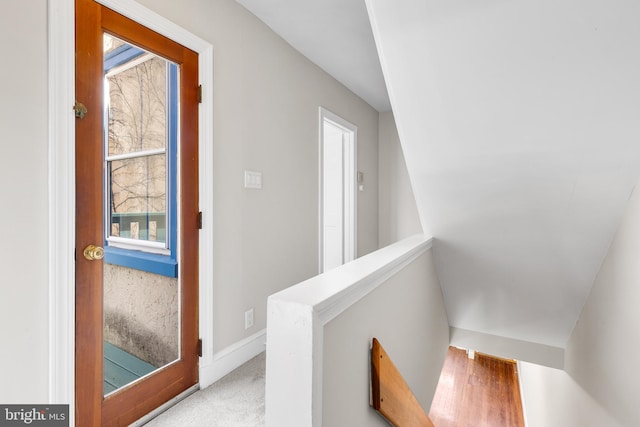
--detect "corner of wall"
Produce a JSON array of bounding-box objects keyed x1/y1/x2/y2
[
  {"x1": 561, "y1": 180, "x2": 640, "y2": 425},
  {"x1": 200, "y1": 329, "x2": 266, "y2": 389},
  {"x1": 377, "y1": 111, "x2": 422, "y2": 248}
]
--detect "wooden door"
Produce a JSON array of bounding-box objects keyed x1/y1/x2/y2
[{"x1": 75, "y1": 1, "x2": 199, "y2": 425}]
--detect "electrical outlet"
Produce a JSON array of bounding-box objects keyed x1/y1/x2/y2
[{"x1": 244, "y1": 308, "x2": 254, "y2": 330}]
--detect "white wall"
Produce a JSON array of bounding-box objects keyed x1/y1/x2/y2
[
  {"x1": 265, "y1": 235, "x2": 449, "y2": 426},
  {"x1": 519, "y1": 184, "x2": 640, "y2": 426},
  {"x1": 136, "y1": 0, "x2": 380, "y2": 353},
  {"x1": 450, "y1": 327, "x2": 564, "y2": 369},
  {"x1": 322, "y1": 247, "x2": 449, "y2": 426},
  {"x1": 519, "y1": 362, "x2": 620, "y2": 427},
  {"x1": 563, "y1": 184, "x2": 640, "y2": 425},
  {"x1": 368, "y1": 0, "x2": 640, "y2": 350},
  {"x1": 378, "y1": 111, "x2": 422, "y2": 246},
  {"x1": 0, "y1": 0, "x2": 49, "y2": 403}
]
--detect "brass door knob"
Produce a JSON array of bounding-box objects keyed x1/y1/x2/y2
[{"x1": 83, "y1": 245, "x2": 104, "y2": 261}]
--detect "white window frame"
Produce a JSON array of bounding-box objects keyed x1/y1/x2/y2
[{"x1": 104, "y1": 50, "x2": 173, "y2": 258}]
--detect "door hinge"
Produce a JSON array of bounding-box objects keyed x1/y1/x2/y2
[
  {"x1": 197, "y1": 85, "x2": 203, "y2": 103},
  {"x1": 197, "y1": 211, "x2": 203, "y2": 229},
  {"x1": 197, "y1": 338, "x2": 203, "y2": 357}
]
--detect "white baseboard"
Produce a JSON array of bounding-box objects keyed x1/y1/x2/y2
[{"x1": 199, "y1": 329, "x2": 266, "y2": 389}]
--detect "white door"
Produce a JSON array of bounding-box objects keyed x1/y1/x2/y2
[{"x1": 320, "y1": 108, "x2": 356, "y2": 272}]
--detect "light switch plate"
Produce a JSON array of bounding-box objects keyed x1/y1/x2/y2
[{"x1": 244, "y1": 170, "x2": 262, "y2": 189}]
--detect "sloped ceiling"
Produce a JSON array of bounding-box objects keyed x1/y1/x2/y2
[
  {"x1": 235, "y1": 0, "x2": 640, "y2": 349},
  {"x1": 234, "y1": 0, "x2": 391, "y2": 112},
  {"x1": 366, "y1": 0, "x2": 640, "y2": 348}
]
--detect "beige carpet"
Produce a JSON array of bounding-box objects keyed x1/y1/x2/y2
[{"x1": 145, "y1": 352, "x2": 265, "y2": 426}]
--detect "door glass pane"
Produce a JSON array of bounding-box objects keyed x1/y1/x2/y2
[
  {"x1": 103, "y1": 266, "x2": 179, "y2": 395},
  {"x1": 102, "y1": 34, "x2": 180, "y2": 395},
  {"x1": 106, "y1": 53, "x2": 167, "y2": 155},
  {"x1": 105, "y1": 35, "x2": 170, "y2": 247},
  {"x1": 108, "y1": 155, "x2": 167, "y2": 243}
]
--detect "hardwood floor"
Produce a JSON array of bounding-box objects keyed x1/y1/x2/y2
[{"x1": 429, "y1": 347, "x2": 525, "y2": 427}]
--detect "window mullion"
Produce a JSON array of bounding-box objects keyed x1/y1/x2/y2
[{"x1": 106, "y1": 147, "x2": 166, "y2": 162}]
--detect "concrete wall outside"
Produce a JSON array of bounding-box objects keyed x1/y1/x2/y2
[{"x1": 104, "y1": 264, "x2": 179, "y2": 367}]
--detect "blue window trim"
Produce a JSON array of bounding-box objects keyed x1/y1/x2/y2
[
  {"x1": 103, "y1": 44, "x2": 179, "y2": 278},
  {"x1": 104, "y1": 246, "x2": 178, "y2": 277},
  {"x1": 104, "y1": 43, "x2": 143, "y2": 72}
]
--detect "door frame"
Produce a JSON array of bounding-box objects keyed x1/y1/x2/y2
[
  {"x1": 48, "y1": 0, "x2": 214, "y2": 423},
  {"x1": 318, "y1": 107, "x2": 357, "y2": 273}
]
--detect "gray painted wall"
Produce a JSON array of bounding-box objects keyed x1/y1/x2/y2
[
  {"x1": 0, "y1": 0, "x2": 380, "y2": 402},
  {"x1": 135, "y1": 0, "x2": 380, "y2": 353},
  {"x1": 322, "y1": 248, "x2": 449, "y2": 425},
  {"x1": 0, "y1": 0, "x2": 49, "y2": 403},
  {"x1": 378, "y1": 111, "x2": 422, "y2": 247}
]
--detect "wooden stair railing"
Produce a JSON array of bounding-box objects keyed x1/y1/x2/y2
[{"x1": 371, "y1": 338, "x2": 436, "y2": 427}]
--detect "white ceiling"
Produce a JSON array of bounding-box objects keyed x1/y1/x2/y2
[
  {"x1": 235, "y1": 0, "x2": 640, "y2": 349},
  {"x1": 234, "y1": 0, "x2": 391, "y2": 112},
  {"x1": 367, "y1": 0, "x2": 640, "y2": 348}
]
